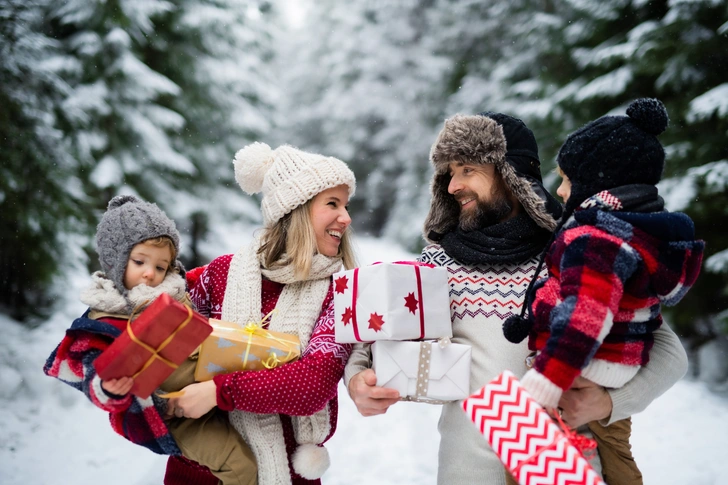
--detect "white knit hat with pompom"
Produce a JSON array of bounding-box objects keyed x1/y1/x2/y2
[{"x1": 233, "y1": 142, "x2": 356, "y2": 227}]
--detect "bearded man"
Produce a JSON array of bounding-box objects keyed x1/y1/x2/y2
[{"x1": 345, "y1": 112, "x2": 688, "y2": 484}]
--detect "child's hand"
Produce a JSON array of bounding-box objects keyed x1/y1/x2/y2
[{"x1": 101, "y1": 377, "x2": 134, "y2": 396}]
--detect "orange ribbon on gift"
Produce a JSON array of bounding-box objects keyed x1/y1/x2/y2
[{"x1": 126, "y1": 300, "x2": 194, "y2": 380}]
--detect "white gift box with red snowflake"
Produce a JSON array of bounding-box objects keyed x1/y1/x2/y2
[
  {"x1": 333, "y1": 262, "x2": 452, "y2": 343},
  {"x1": 462, "y1": 371, "x2": 605, "y2": 485}
]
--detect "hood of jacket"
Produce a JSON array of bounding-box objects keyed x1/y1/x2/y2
[{"x1": 571, "y1": 187, "x2": 704, "y2": 306}]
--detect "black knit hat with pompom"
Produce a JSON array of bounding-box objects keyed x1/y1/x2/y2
[{"x1": 557, "y1": 98, "x2": 669, "y2": 214}]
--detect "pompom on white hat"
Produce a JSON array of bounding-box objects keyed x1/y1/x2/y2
[{"x1": 233, "y1": 142, "x2": 356, "y2": 227}]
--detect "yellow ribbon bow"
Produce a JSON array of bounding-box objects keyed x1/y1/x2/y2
[{"x1": 238, "y1": 309, "x2": 298, "y2": 370}]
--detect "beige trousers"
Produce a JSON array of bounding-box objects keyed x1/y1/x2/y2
[{"x1": 161, "y1": 358, "x2": 258, "y2": 485}]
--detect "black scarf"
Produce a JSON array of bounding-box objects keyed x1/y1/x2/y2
[
  {"x1": 604, "y1": 184, "x2": 664, "y2": 212},
  {"x1": 438, "y1": 212, "x2": 551, "y2": 266}
]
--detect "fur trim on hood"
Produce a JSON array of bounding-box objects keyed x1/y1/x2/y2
[{"x1": 423, "y1": 114, "x2": 560, "y2": 243}]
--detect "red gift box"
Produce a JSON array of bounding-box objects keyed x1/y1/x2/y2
[
  {"x1": 94, "y1": 293, "x2": 212, "y2": 399},
  {"x1": 462, "y1": 371, "x2": 605, "y2": 485}
]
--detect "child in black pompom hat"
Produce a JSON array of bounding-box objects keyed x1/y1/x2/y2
[{"x1": 503, "y1": 99, "x2": 704, "y2": 484}]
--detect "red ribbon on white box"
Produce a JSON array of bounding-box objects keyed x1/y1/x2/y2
[{"x1": 350, "y1": 261, "x2": 432, "y2": 342}]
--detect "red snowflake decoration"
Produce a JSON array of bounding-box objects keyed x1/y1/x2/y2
[
  {"x1": 341, "y1": 307, "x2": 353, "y2": 326},
  {"x1": 404, "y1": 292, "x2": 418, "y2": 314},
  {"x1": 368, "y1": 312, "x2": 385, "y2": 332},
  {"x1": 334, "y1": 275, "x2": 349, "y2": 294}
]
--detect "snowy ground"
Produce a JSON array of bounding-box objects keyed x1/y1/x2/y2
[{"x1": 1, "y1": 235, "x2": 727, "y2": 485}]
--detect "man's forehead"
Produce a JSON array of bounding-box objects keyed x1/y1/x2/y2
[{"x1": 447, "y1": 161, "x2": 493, "y2": 171}]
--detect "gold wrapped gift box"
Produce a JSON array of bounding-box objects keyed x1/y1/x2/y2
[{"x1": 194, "y1": 318, "x2": 301, "y2": 381}]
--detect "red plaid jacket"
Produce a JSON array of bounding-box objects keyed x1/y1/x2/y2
[
  {"x1": 526, "y1": 190, "x2": 703, "y2": 399},
  {"x1": 43, "y1": 312, "x2": 182, "y2": 455}
]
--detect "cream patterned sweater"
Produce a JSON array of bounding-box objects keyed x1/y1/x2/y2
[{"x1": 345, "y1": 244, "x2": 687, "y2": 485}]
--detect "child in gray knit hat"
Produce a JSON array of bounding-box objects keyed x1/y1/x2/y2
[{"x1": 44, "y1": 195, "x2": 257, "y2": 485}]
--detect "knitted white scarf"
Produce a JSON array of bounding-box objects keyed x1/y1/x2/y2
[{"x1": 222, "y1": 238, "x2": 342, "y2": 485}]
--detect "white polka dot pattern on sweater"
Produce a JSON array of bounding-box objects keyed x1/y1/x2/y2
[{"x1": 190, "y1": 254, "x2": 353, "y2": 416}]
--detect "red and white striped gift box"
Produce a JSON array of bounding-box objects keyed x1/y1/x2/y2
[{"x1": 462, "y1": 370, "x2": 605, "y2": 485}]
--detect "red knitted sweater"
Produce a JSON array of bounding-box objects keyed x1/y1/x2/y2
[{"x1": 165, "y1": 254, "x2": 352, "y2": 484}]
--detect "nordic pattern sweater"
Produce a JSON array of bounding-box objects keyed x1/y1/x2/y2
[
  {"x1": 419, "y1": 244, "x2": 537, "y2": 485},
  {"x1": 522, "y1": 193, "x2": 704, "y2": 409}
]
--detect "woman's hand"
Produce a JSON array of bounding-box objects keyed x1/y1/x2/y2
[
  {"x1": 101, "y1": 377, "x2": 134, "y2": 396},
  {"x1": 557, "y1": 376, "x2": 612, "y2": 428},
  {"x1": 170, "y1": 380, "x2": 218, "y2": 419}
]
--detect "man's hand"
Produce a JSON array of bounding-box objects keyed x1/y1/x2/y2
[
  {"x1": 558, "y1": 376, "x2": 613, "y2": 428},
  {"x1": 348, "y1": 369, "x2": 400, "y2": 417},
  {"x1": 101, "y1": 377, "x2": 134, "y2": 396}
]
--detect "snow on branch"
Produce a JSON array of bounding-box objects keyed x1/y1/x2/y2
[{"x1": 687, "y1": 84, "x2": 728, "y2": 122}]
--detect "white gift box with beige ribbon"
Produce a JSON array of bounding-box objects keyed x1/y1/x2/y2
[
  {"x1": 372, "y1": 339, "x2": 472, "y2": 403},
  {"x1": 333, "y1": 261, "x2": 452, "y2": 343}
]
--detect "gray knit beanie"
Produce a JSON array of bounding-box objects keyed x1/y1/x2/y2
[{"x1": 96, "y1": 195, "x2": 181, "y2": 295}]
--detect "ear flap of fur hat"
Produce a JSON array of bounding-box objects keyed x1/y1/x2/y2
[{"x1": 423, "y1": 171, "x2": 462, "y2": 243}]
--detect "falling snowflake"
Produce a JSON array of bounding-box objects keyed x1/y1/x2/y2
[
  {"x1": 368, "y1": 312, "x2": 385, "y2": 332},
  {"x1": 335, "y1": 275, "x2": 349, "y2": 294},
  {"x1": 404, "y1": 292, "x2": 419, "y2": 314}
]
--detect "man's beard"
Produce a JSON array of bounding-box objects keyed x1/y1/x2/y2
[{"x1": 458, "y1": 189, "x2": 512, "y2": 231}]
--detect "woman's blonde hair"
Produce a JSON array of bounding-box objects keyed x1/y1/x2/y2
[{"x1": 258, "y1": 199, "x2": 356, "y2": 279}]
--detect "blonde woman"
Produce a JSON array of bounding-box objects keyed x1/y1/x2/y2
[{"x1": 165, "y1": 143, "x2": 357, "y2": 485}]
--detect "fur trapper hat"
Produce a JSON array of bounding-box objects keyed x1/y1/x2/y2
[
  {"x1": 233, "y1": 142, "x2": 356, "y2": 227},
  {"x1": 557, "y1": 98, "x2": 668, "y2": 215},
  {"x1": 423, "y1": 113, "x2": 562, "y2": 242},
  {"x1": 96, "y1": 195, "x2": 181, "y2": 295}
]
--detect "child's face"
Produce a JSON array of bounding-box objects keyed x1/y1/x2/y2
[
  {"x1": 556, "y1": 167, "x2": 572, "y2": 203},
  {"x1": 123, "y1": 242, "x2": 173, "y2": 290}
]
